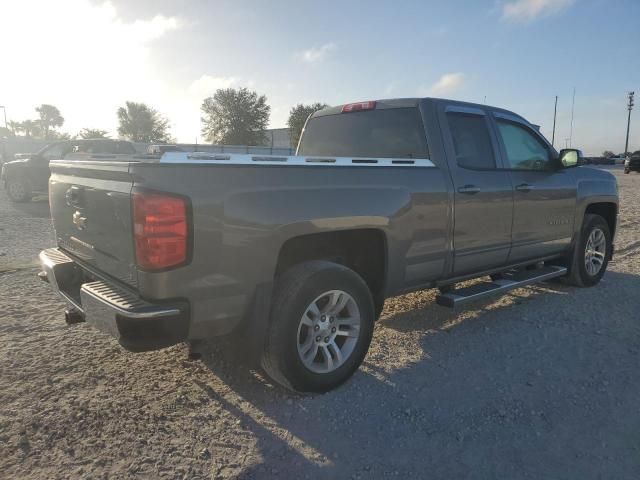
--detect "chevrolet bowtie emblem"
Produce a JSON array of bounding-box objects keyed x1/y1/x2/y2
[{"x1": 72, "y1": 210, "x2": 87, "y2": 230}]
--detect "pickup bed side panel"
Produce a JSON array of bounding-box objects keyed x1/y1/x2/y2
[{"x1": 131, "y1": 163, "x2": 449, "y2": 339}]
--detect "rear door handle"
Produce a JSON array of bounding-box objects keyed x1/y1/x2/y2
[
  {"x1": 515, "y1": 183, "x2": 534, "y2": 192},
  {"x1": 457, "y1": 185, "x2": 481, "y2": 194}
]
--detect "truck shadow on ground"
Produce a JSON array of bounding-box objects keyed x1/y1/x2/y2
[
  {"x1": 6, "y1": 195, "x2": 50, "y2": 218},
  {"x1": 195, "y1": 270, "x2": 640, "y2": 479}
]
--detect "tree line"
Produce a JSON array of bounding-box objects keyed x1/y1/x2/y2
[{"x1": 0, "y1": 89, "x2": 328, "y2": 148}]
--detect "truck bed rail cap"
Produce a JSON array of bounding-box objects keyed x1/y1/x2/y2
[{"x1": 159, "y1": 152, "x2": 435, "y2": 168}]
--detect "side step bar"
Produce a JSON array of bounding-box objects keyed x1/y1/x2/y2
[{"x1": 436, "y1": 265, "x2": 567, "y2": 308}]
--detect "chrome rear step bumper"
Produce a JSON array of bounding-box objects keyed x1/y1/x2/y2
[
  {"x1": 39, "y1": 248, "x2": 188, "y2": 351},
  {"x1": 436, "y1": 265, "x2": 567, "y2": 308}
]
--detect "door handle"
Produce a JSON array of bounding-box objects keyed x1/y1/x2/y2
[
  {"x1": 457, "y1": 185, "x2": 481, "y2": 194},
  {"x1": 515, "y1": 183, "x2": 534, "y2": 192}
]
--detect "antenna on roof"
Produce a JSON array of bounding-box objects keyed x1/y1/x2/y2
[{"x1": 552, "y1": 95, "x2": 558, "y2": 147}]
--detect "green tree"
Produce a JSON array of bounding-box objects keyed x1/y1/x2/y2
[
  {"x1": 47, "y1": 130, "x2": 71, "y2": 140},
  {"x1": 200, "y1": 88, "x2": 270, "y2": 145},
  {"x1": 287, "y1": 102, "x2": 328, "y2": 148},
  {"x1": 117, "y1": 101, "x2": 171, "y2": 143},
  {"x1": 7, "y1": 120, "x2": 21, "y2": 135},
  {"x1": 15, "y1": 120, "x2": 42, "y2": 138},
  {"x1": 602, "y1": 150, "x2": 615, "y2": 158},
  {"x1": 36, "y1": 104, "x2": 64, "y2": 139},
  {"x1": 0, "y1": 126, "x2": 14, "y2": 139},
  {"x1": 79, "y1": 128, "x2": 110, "y2": 139}
]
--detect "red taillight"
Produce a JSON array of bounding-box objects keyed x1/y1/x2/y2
[
  {"x1": 132, "y1": 192, "x2": 188, "y2": 270},
  {"x1": 341, "y1": 101, "x2": 376, "y2": 113}
]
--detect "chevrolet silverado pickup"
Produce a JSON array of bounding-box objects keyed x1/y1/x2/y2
[{"x1": 39, "y1": 98, "x2": 618, "y2": 393}]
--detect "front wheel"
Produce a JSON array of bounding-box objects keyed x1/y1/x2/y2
[
  {"x1": 261, "y1": 261, "x2": 375, "y2": 393},
  {"x1": 564, "y1": 214, "x2": 612, "y2": 287},
  {"x1": 5, "y1": 178, "x2": 32, "y2": 202}
]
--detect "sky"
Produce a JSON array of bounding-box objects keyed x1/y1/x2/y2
[{"x1": 1, "y1": 0, "x2": 639, "y2": 154}]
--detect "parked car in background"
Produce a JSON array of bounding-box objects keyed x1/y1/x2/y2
[
  {"x1": 624, "y1": 151, "x2": 640, "y2": 174},
  {"x1": 587, "y1": 156, "x2": 615, "y2": 165},
  {"x1": 39, "y1": 97, "x2": 618, "y2": 393},
  {"x1": 1, "y1": 139, "x2": 136, "y2": 202},
  {"x1": 146, "y1": 144, "x2": 183, "y2": 155}
]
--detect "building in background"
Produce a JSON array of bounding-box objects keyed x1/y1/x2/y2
[{"x1": 265, "y1": 128, "x2": 292, "y2": 149}]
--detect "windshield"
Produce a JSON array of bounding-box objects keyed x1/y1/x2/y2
[
  {"x1": 37, "y1": 142, "x2": 65, "y2": 155},
  {"x1": 297, "y1": 107, "x2": 429, "y2": 159},
  {"x1": 37, "y1": 142, "x2": 70, "y2": 160}
]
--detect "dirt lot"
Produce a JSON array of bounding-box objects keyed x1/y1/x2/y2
[{"x1": 1, "y1": 167, "x2": 639, "y2": 479}]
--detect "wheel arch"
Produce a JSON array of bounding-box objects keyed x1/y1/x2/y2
[
  {"x1": 274, "y1": 228, "x2": 389, "y2": 310},
  {"x1": 584, "y1": 202, "x2": 617, "y2": 239}
]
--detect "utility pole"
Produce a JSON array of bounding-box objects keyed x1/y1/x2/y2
[
  {"x1": 0, "y1": 106, "x2": 7, "y2": 129},
  {"x1": 624, "y1": 91, "x2": 635, "y2": 158},
  {"x1": 551, "y1": 95, "x2": 558, "y2": 147}
]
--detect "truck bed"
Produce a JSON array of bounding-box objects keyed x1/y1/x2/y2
[{"x1": 48, "y1": 154, "x2": 450, "y2": 339}]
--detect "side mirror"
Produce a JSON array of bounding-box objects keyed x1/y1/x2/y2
[{"x1": 559, "y1": 148, "x2": 581, "y2": 168}]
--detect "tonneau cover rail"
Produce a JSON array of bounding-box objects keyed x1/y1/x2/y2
[{"x1": 160, "y1": 152, "x2": 436, "y2": 168}]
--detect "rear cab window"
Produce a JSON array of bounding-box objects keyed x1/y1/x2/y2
[{"x1": 297, "y1": 107, "x2": 429, "y2": 159}]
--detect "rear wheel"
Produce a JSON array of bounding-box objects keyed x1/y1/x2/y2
[
  {"x1": 564, "y1": 214, "x2": 611, "y2": 287},
  {"x1": 261, "y1": 261, "x2": 375, "y2": 393},
  {"x1": 5, "y1": 177, "x2": 32, "y2": 202}
]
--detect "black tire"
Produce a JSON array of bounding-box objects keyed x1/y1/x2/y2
[
  {"x1": 261, "y1": 260, "x2": 375, "y2": 393},
  {"x1": 564, "y1": 214, "x2": 611, "y2": 287},
  {"x1": 624, "y1": 168, "x2": 630, "y2": 174},
  {"x1": 5, "y1": 177, "x2": 32, "y2": 202}
]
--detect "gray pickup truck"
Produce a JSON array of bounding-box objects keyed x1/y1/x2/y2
[{"x1": 39, "y1": 98, "x2": 618, "y2": 393}]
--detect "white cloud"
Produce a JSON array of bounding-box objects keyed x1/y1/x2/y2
[
  {"x1": 0, "y1": 0, "x2": 181, "y2": 137},
  {"x1": 502, "y1": 0, "x2": 574, "y2": 23},
  {"x1": 427, "y1": 73, "x2": 465, "y2": 95},
  {"x1": 296, "y1": 43, "x2": 337, "y2": 64}
]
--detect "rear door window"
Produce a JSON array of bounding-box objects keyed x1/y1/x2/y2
[
  {"x1": 297, "y1": 108, "x2": 429, "y2": 159},
  {"x1": 446, "y1": 113, "x2": 496, "y2": 170}
]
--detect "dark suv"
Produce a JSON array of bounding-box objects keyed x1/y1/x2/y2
[
  {"x1": 624, "y1": 151, "x2": 640, "y2": 174},
  {"x1": 1, "y1": 139, "x2": 136, "y2": 202}
]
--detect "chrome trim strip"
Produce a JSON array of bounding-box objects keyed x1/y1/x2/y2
[{"x1": 161, "y1": 152, "x2": 436, "y2": 168}]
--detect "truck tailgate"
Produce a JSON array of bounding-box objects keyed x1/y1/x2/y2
[{"x1": 49, "y1": 160, "x2": 137, "y2": 287}]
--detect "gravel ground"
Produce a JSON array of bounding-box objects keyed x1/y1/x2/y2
[{"x1": 1, "y1": 167, "x2": 639, "y2": 479}]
